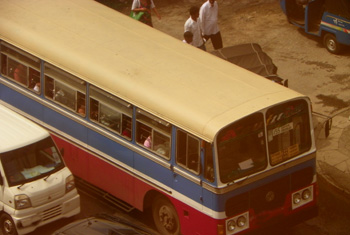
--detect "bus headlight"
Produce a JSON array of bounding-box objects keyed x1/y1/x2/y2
[
  {"x1": 302, "y1": 188, "x2": 311, "y2": 200},
  {"x1": 227, "y1": 220, "x2": 236, "y2": 231},
  {"x1": 293, "y1": 193, "x2": 301, "y2": 204},
  {"x1": 65, "y1": 175, "x2": 76, "y2": 193},
  {"x1": 15, "y1": 194, "x2": 32, "y2": 209},
  {"x1": 237, "y1": 216, "x2": 247, "y2": 227},
  {"x1": 292, "y1": 185, "x2": 314, "y2": 210},
  {"x1": 226, "y1": 212, "x2": 249, "y2": 234}
]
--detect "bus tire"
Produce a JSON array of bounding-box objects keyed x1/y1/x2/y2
[
  {"x1": 323, "y1": 33, "x2": 341, "y2": 54},
  {"x1": 152, "y1": 196, "x2": 180, "y2": 235},
  {"x1": 0, "y1": 214, "x2": 18, "y2": 235}
]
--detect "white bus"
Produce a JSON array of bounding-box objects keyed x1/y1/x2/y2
[{"x1": 0, "y1": 104, "x2": 80, "y2": 235}]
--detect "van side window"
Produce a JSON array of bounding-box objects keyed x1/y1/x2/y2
[
  {"x1": 44, "y1": 64, "x2": 86, "y2": 115},
  {"x1": 176, "y1": 130, "x2": 200, "y2": 174},
  {"x1": 136, "y1": 109, "x2": 171, "y2": 159},
  {"x1": 89, "y1": 86, "x2": 132, "y2": 139},
  {"x1": 0, "y1": 42, "x2": 41, "y2": 93}
]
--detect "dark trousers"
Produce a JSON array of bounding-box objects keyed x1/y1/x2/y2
[{"x1": 204, "y1": 31, "x2": 223, "y2": 50}]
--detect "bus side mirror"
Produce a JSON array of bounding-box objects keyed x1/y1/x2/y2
[{"x1": 325, "y1": 118, "x2": 332, "y2": 138}]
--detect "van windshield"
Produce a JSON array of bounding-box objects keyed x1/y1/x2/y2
[{"x1": 0, "y1": 137, "x2": 65, "y2": 187}]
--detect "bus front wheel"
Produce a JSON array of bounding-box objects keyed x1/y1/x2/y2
[
  {"x1": 0, "y1": 214, "x2": 17, "y2": 235},
  {"x1": 152, "y1": 196, "x2": 180, "y2": 235},
  {"x1": 323, "y1": 33, "x2": 341, "y2": 54}
]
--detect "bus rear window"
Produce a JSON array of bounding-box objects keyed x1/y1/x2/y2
[
  {"x1": 217, "y1": 113, "x2": 267, "y2": 183},
  {"x1": 266, "y1": 99, "x2": 311, "y2": 166}
]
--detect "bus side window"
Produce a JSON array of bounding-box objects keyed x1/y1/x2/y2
[
  {"x1": 136, "y1": 109, "x2": 171, "y2": 159},
  {"x1": 77, "y1": 92, "x2": 86, "y2": 116},
  {"x1": 204, "y1": 141, "x2": 214, "y2": 182},
  {"x1": 89, "y1": 98, "x2": 99, "y2": 121},
  {"x1": 44, "y1": 64, "x2": 86, "y2": 114},
  {"x1": 1, "y1": 54, "x2": 7, "y2": 75},
  {"x1": 10, "y1": 60, "x2": 27, "y2": 86},
  {"x1": 29, "y1": 68, "x2": 41, "y2": 93},
  {"x1": 44, "y1": 76, "x2": 54, "y2": 99},
  {"x1": 1, "y1": 43, "x2": 41, "y2": 91},
  {"x1": 89, "y1": 86, "x2": 133, "y2": 140},
  {"x1": 176, "y1": 130, "x2": 200, "y2": 174}
]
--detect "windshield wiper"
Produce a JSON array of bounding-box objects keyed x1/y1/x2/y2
[
  {"x1": 227, "y1": 175, "x2": 250, "y2": 186},
  {"x1": 44, "y1": 174, "x2": 51, "y2": 181}
]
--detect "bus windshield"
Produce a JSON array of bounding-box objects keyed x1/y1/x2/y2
[
  {"x1": 217, "y1": 113, "x2": 267, "y2": 183},
  {"x1": 1, "y1": 136, "x2": 65, "y2": 187},
  {"x1": 266, "y1": 100, "x2": 311, "y2": 166}
]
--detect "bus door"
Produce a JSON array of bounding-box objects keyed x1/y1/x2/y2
[{"x1": 173, "y1": 130, "x2": 204, "y2": 229}]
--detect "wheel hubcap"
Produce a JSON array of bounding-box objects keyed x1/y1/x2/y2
[
  {"x1": 159, "y1": 205, "x2": 175, "y2": 231},
  {"x1": 327, "y1": 39, "x2": 336, "y2": 51},
  {"x1": 4, "y1": 220, "x2": 13, "y2": 233}
]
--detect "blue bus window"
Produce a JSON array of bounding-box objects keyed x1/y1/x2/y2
[
  {"x1": 136, "y1": 109, "x2": 171, "y2": 159},
  {"x1": 44, "y1": 64, "x2": 86, "y2": 114},
  {"x1": 89, "y1": 86, "x2": 132, "y2": 139},
  {"x1": 176, "y1": 130, "x2": 200, "y2": 174}
]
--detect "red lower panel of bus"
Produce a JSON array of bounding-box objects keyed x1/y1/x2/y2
[
  {"x1": 51, "y1": 134, "x2": 318, "y2": 235},
  {"x1": 51, "y1": 134, "x2": 223, "y2": 234}
]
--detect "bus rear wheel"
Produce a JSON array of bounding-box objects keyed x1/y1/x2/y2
[
  {"x1": 323, "y1": 33, "x2": 341, "y2": 54},
  {"x1": 0, "y1": 214, "x2": 17, "y2": 235},
  {"x1": 152, "y1": 196, "x2": 180, "y2": 235}
]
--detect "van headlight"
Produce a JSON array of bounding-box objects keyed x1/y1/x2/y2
[
  {"x1": 66, "y1": 175, "x2": 76, "y2": 193},
  {"x1": 15, "y1": 194, "x2": 32, "y2": 209}
]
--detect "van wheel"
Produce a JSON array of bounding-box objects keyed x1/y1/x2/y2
[
  {"x1": 152, "y1": 196, "x2": 180, "y2": 235},
  {"x1": 1, "y1": 214, "x2": 18, "y2": 235},
  {"x1": 323, "y1": 33, "x2": 341, "y2": 54}
]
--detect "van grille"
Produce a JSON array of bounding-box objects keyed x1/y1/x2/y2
[{"x1": 42, "y1": 205, "x2": 62, "y2": 221}]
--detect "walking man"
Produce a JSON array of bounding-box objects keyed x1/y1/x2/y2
[
  {"x1": 184, "y1": 6, "x2": 206, "y2": 51},
  {"x1": 199, "y1": 0, "x2": 223, "y2": 50}
]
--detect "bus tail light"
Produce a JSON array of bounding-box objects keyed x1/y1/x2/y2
[
  {"x1": 226, "y1": 211, "x2": 249, "y2": 234},
  {"x1": 292, "y1": 185, "x2": 314, "y2": 210}
]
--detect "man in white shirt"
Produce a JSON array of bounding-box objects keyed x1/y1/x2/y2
[
  {"x1": 199, "y1": 0, "x2": 223, "y2": 50},
  {"x1": 184, "y1": 6, "x2": 206, "y2": 51}
]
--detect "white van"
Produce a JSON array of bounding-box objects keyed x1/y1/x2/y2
[{"x1": 0, "y1": 104, "x2": 80, "y2": 235}]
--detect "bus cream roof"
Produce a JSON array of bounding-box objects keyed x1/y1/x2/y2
[
  {"x1": 0, "y1": 0, "x2": 305, "y2": 142},
  {"x1": 0, "y1": 104, "x2": 49, "y2": 153}
]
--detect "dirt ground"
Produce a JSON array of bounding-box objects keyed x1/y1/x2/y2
[{"x1": 100, "y1": 0, "x2": 350, "y2": 117}]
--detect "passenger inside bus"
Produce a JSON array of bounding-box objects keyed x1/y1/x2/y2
[
  {"x1": 144, "y1": 135, "x2": 152, "y2": 148},
  {"x1": 13, "y1": 63, "x2": 27, "y2": 85}
]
